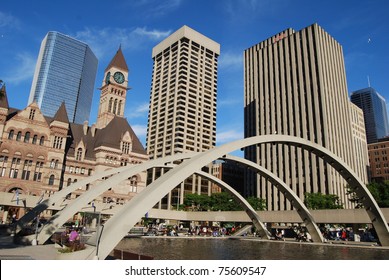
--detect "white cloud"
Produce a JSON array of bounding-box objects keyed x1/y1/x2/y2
[
  {"x1": 219, "y1": 51, "x2": 243, "y2": 70},
  {"x1": 4, "y1": 52, "x2": 36, "y2": 85},
  {"x1": 133, "y1": 27, "x2": 172, "y2": 41},
  {"x1": 0, "y1": 11, "x2": 20, "y2": 29},
  {"x1": 130, "y1": 0, "x2": 183, "y2": 17},
  {"x1": 216, "y1": 129, "x2": 243, "y2": 144},
  {"x1": 218, "y1": 98, "x2": 242, "y2": 107},
  {"x1": 127, "y1": 102, "x2": 149, "y2": 119},
  {"x1": 74, "y1": 27, "x2": 172, "y2": 59},
  {"x1": 131, "y1": 124, "x2": 148, "y2": 138}
]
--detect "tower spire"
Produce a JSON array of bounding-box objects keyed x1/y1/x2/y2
[{"x1": 96, "y1": 48, "x2": 129, "y2": 129}]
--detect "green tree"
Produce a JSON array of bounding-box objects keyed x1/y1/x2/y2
[
  {"x1": 246, "y1": 196, "x2": 267, "y2": 211},
  {"x1": 368, "y1": 181, "x2": 389, "y2": 207},
  {"x1": 346, "y1": 184, "x2": 364, "y2": 208},
  {"x1": 347, "y1": 182, "x2": 389, "y2": 208},
  {"x1": 304, "y1": 192, "x2": 343, "y2": 210},
  {"x1": 182, "y1": 192, "x2": 266, "y2": 211}
]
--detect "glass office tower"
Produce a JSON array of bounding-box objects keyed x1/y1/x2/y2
[
  {"x1": 350, "y1": 87, "x2": 389, "y2": 143},
  {"x1": 28, "y1": 31, "x2": 98, "y2": 124}
]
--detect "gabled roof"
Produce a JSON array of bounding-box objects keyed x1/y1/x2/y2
[
  {"x1": 95, "y1": 116, "x2": 146, "y2": 154},
  {"x1": 105, "y1": 46, "x2": 128, "y2": 72},
  {"x1": 0, "y1": 83, "x2": 9, "y2": 109},
  {"x1": 52, "y1": 102, "x2": 70, "y2": 123},
  {"x1": 67, "y1": 116, "x2": 146, "y2": 160}
]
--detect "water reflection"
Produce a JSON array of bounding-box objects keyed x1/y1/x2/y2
[{"x1": 115, "y1": 237, "x2": 389, "y2": 260}]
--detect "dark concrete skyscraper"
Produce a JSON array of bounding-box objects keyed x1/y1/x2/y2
[
  {"x1": 244, "y1": 23, "x2": 368, "y2": 210},
  {"x1": 350, "y1": 87, "x2": 389, "y2": 143},
  {"x1": 28, "y1": 31, "x2": 98, "y2": 124}
]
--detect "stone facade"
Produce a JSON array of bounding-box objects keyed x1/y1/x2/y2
[{"x1": 0, "y1": 48, "x2": 148, "y2": 222}]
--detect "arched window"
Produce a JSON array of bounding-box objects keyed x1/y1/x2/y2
[
  {"x1": 24, "y1": 132, "x2": 30, "y2": 143},
  {"x1": 8, "y1": 130, "x2": 14, "y2": 140},
  {"x1": 16, "y1": 131, "x2": 22, "y2": 141},
  {"x1": 130, "y1": 176, "x2": 138, "y2": 193},
  {"x1": 113, "y1": 99, "x2": 117, "y2": 114},
  {"x1": 32, "y1": 135, "x2": 38, "y2": 144},
  {"x1": 117, "y1": 100, "x2": 122, "y2": 115},
  {"x1": 108, "y1": 97, "x2": 113, "y2": 113},
  {"x1": 48, "y1": 174, "x2": 55, "y2": 185},
  {"x1": 67, "y1": 178, "x2": 72, "y2": 186},
  {"x1": 130, "y1": 176, "x2": 137, "y2": 187},
  {"x1": 39, "y1": 136, "x2": 44, "y2": 146}
]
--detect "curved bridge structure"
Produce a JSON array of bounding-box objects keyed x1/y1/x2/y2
[
  {"x1": 36, "y1": 151, "x2": 324, "y2": 246},
  {"x1": 34, "y1": 152, "x2": 197, "y2": 244},
  {"x1": 73, "y1": 135, "x2": 389, "y2": 260},
  {"x1": 17, "y1": 135, "x2": 389, "y2": 259}
]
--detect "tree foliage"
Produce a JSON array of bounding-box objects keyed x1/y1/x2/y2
[
  {"x1": 367, "y1": 182, "x2": 389, "y2": 207},
  {"x1": 304, "y1": 192, "x2": 343, "y2": 210},
  {"x1": 347, "y1": 181, "x2": 389, "y2": 208},
  {"x1": 181, "y1": 192, "x2": 266, "y2": 211}
]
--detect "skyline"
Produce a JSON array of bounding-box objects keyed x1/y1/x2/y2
[{"x1": 1, "y1": 0, "x2": 389, "y2": 147}]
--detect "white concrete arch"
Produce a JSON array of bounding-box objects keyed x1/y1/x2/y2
[
  {"x1": 35, "y1": 152, "x2": 197, "y2": 244},
  {"x1": 88, "y1": 135, "x2": 389, "y2": 259},
  {"x1": 195, "y1": 169, "x2": 270, "y2": 237},
  {"x1": 156, "y1": 156, "x2": 323, "y2": 242},
  {"x1": 223, "y1": 155, "x2": 323, "y2": 243}
]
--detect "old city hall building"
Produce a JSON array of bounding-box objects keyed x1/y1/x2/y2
[{"x1": 0, "y1": 48, "x2": 148, "y2": 222}]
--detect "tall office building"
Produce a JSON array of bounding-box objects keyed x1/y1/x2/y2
[
  {"x1": 350, "y1": 87, "x2": 389, "y2": 144},
  {"x1": 28, "y1": 31, "x2": 98, "y2": 124},
  {"x1": 244, "y1": 23, "x2": 368, "y2": 210},
  {"x1": 146, "y1": 26, "x2": 220, "y2": 209}
]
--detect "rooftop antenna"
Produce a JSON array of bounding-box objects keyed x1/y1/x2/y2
[{"x1": 367, "y1": 75, "x2": 371, "y2": 87}]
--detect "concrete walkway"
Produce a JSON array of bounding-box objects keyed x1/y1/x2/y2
[{"x1": 0, "y1": 233, "x2": 59, "y2": 260}]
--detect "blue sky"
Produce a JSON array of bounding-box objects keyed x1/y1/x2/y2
[{"x1": 1, "y1": 0, "x2": 389, "y2": 148}]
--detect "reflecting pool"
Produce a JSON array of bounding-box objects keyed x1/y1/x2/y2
[{"x1": 115, "y1": 237, "x2": 389, "y2": 260}]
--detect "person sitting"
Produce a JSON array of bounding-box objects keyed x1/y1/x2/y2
[{"x1": 68, "y1": 229, "x2": 80, "y2": 251}]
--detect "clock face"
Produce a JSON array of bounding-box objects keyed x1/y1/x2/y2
[
  {"x1": 113, "y1": 71, "x2": 125, "y2": 84},
  {"x1": 105, "y1": 72, "x2": 111, "y2": 84}
]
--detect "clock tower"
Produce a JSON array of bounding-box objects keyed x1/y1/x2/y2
[{"x1": 96, "y1": 46, "x2": 130, "y2": 129}]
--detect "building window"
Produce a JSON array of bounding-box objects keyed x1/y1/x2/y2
[
  {"x1": 21, "y1": 160, "x2": 32, "y2": 180},
  {"x1": 48, "y1": 175, "x2": 55, "y2": 185},
  {"x1": 24, "y1": 132, "x2": 31, "y2": 143},
  {"x1": 76, "y1": 148, "x2": 83, "y2": 161},
  {"x1": 8, "y1": 130, "x2": 14, "y2": 140},
  {"x1": 122, "y1": 141, "x2": 132, "y2": 154},
  {"x1": 29, "y1": 109, "x2": 36, "y2": 120},
  {"x1": 33, "y1": 162, "x2": 43, "y2": 182},
  {"x1": 9, "y1": 157, "x2": 20, "y2": 178},
  {"x1": 113, "y1": 99, "x2": 118, "y2": 114},
  {"x1": 0, "y1": 155, "x2": 8, "y2": 177},
  {"x1": 130, "y1": 176, "x2": 138, "y2": 193},
  {"x1": 53, "y1": 136, "x2": 63, "y2": 149},
  {"x1": 16, "y1": 131, "x2": 22, "y2": 141},
  {"x1": 32, "y1": 135, "x2": 38, "y2": 144},
  {"x1": 117, "y1": 100, "x2": 122, "y2": 115},
  {"x1": 39, "y1": 136, "x2": 45, "y2": 146},
  {"x1": 108, "y1": 97, "x2": 113, "y2": 113}
]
